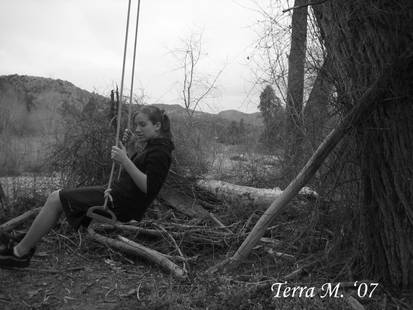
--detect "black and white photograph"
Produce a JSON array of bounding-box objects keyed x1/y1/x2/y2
[{"x1": 0, "y1": 0, "x2": 412, "y2": 309}]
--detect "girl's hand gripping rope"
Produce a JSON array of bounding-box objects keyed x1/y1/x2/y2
[
  {"x1": 111, "y1": 142, "x2": 129, "y2": 166},
  {"x1": 122, "y1": 129, "x2": 139, "y2": 155},
  {"x1": 122, "y1": 128, "x2": 133, "y2": 144}
]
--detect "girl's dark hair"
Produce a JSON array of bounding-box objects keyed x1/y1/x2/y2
[{"x1": 135, "y1": 105, "x2": 173, "y2": 140}]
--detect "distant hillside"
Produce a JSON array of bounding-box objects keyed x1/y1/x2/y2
[
  {"x1": 153, "y1": 104, "x2": 263, "y2": 126},
  {"x1": 0, "y1": 74, "x2": 263, "y2": 174},
  {"x1": 0, "y1": 75, "x2": 263, "y2": 134},
  {"x1": 0, "y1": 74, "x2": 105, "y2": 136},
  {"x1": 0, "y1": 75, "x2": 107, "y2": 173},
  {"x1": 0, "y1": 75, "x2": 262, "y2": 134},
  {"x1": 217, "y1": 109, "x2": 263, "y2": 126}
]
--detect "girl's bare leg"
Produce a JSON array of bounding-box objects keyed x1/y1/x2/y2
[{"x1": 14, "y1": 190, "x2": 63, "y2": 256}]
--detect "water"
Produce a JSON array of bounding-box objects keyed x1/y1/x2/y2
[{"x1": 0, "y1": 173, "x2": 63, "y2": 201}]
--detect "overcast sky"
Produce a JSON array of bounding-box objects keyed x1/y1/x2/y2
[{"x1": 0, "y1": 0, "x2": 273, "y2": 113}]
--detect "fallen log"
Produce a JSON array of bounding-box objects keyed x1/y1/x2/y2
[
  {"x1": 94, "y1": 222, "x2": 167, "y2": 238},
  {"x1": 196, "y1": 179, "x2": 318, "y2": 209},
  {"x1": 87, "y1": 227, "x2": 187, "y2": 280},
  {"x1": 0, "y1": 207, "x2": 41, "y2": 232},
  {"x1": 117, "y1": 235, "x2": 187, "y2": 280},
  {"x1": 153, "y1": 223, "x2": 188, "y2": 273}
]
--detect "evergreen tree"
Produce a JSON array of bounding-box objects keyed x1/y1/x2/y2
[
  {"x1": 238, "y1": 118, "x2": 246, "y2": 143},
  {"x1": 258, "y1": 85, "x2": 283, "y2": 149},
  {"x1": 227, "y1": 120, "x2": 240, "y2": 144}
]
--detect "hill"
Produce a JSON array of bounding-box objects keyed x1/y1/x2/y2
[
  {"x1": 0, "y1": 75, "x2": 107, "y2": 173},
  {"x1": 151, "y1": 104, "x2": 262, "y2": 126},
  {"x1": 0, "y1": 74, "x2": 103, "y2": 136},
  {"x1": 0, "y1": 74, "x2": 263, "y2": 174},
  {"x1": 217, "y1": 109, "x2": 262, "y2": 126},
  {"x1": 0, "y1": 75, "x2": 262, "y2": 135}
]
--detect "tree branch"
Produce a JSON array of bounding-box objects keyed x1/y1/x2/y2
[
  {"x1": 87, "y1": 227, "x2": 187, "y2": 280},
  {"x1": 282, "y1": 0, "x2": 329, "y2": 13},
  {"x1": 0, "y1": 207, "x2": 41, "y2": 232}
]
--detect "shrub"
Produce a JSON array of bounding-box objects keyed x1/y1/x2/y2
[
  {"x1": 170, "y1": 117, "x2": 210, "y2": 177},
  {"x1": 48, "y1": 96, "x2": 116, "y2": 187}
]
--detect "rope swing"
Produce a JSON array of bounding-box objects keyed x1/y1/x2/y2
[{"x1": 87, "y1": 0, "x2": 142, "y2": 224}]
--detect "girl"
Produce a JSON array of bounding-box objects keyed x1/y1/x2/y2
[{"x1": 0, "y1": 105, "x2": 174, "y2": 268}]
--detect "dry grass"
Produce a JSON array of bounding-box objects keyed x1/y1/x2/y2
[
  {"x1": 0, "y1": 200, "x2": 393, "y2": 309},
  {"x1": 0, "y1": 173, "x2": 398, "y2": 309},
  {"x1": 0, "y1": 174, "x2": 63, "y2": 201}
]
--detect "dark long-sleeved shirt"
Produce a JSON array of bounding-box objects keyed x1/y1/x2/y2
[{"x1": 111, "y1": 137, "x2": 174, "y2": 221}]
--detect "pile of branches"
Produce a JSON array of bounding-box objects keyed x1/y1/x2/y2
[{"x1": 0, "y1": 180, "x2": 338, "y2": 283}]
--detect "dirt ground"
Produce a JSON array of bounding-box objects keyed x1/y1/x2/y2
[
  {"x1": 0, "y1": 191, "x2": 409, "y2": 309},
  {"x1": 0, "y1": 229, "x2": 394, "y2": 310},
  {"x1": 0, "y1": 226, "x2": 260, "y2": 310},
  {"x1": 0, "y1": 233, "x2": 161, "y2": 310},
  {"x1": 0, "y1": 227, "x2": 352, "y2": 310}
]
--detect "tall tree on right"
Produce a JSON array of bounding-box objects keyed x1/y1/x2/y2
[
  {"x1": 284, "y1": 0, "x2": 308, "y2": 181},
  {"x1": 314, "y1": 0, "x2": 413, "y2": 289}
]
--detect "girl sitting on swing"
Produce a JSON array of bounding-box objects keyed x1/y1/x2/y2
[{"x1": 0, "y1": 105, "x2": 174, "y2": 268}]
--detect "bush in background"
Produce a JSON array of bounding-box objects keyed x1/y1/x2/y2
[
  {"x1": 170, "y1": 117, "x2": 210, "y2": 177},
  {"x1": 48, "y1": 96, "x2": 115, "y2": 187}
]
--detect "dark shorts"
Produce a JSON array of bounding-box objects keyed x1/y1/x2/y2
[{"x1": 59, "y1": 186, "x2": 115, "y2": 230}]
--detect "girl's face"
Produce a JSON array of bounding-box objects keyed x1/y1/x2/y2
[{"x1": 134, "y1": 112, "x2": 160, "y2": 142}]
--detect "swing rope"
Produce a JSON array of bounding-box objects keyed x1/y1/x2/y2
[
  {"x1": 116, "y1": 0, "x2": 142, "y2": 180},
  {"x1": 87, "y1": 0, "x2": 142, "y2": 224},
  {"x1": 127, "y1": 0, "x2": 141, "y2": 128}
]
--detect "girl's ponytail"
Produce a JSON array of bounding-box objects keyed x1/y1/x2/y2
[
  {"x1": 159, "y1": 110, "x2": 172, "y2": 140},
  {"x1": 137, "y1": 105, "x2": 173, "y2": 140}
]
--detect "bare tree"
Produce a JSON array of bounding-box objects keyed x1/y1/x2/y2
[
  {"x1": 303, "y1": 56, "x2": 333, "y2": 151},
  {"x1": 283, "y1": 0, "x2": 308, "y2": 180},
  {"x1": 170, "y1": 32, "x2": 225, "y2": 174},
  {"x1": 251, "y1": 0, "x2": 333, "y2": 182},
  {"x1": 173, "y1": 32, "x2": 223, "y2": 122}
]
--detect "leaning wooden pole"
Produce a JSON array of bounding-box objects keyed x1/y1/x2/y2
[{"x1": 208, "y1": 73, "x2": 389, "y2": 273}]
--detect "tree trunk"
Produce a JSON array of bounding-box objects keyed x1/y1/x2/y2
[
  {"x1": 303, "y1": 57, "x2": 333, "y2": 151},
  {"x1": 359, "y1": 101, "x2": 413, "y2": 289},
  {"x1": 284, "y1": 0, "x2": 308, "y2": 180},
  {"x1": 315, "y1": 0, "x2": 413, "y2": 289}
]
